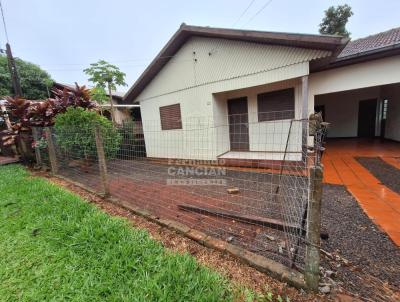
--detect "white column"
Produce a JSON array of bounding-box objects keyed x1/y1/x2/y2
[{"x1": 302, "y1": 75, "x2": 309, "y2": 120}]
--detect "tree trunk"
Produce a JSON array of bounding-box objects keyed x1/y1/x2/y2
[{"x1": 108, "y1": 84, "x2": 116, "y2": 125}]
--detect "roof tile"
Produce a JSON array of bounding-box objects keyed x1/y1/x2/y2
[{"x1": 338, "y1": 27, "x2": 400, "y2": 58}]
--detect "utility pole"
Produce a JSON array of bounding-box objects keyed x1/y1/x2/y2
[
  {"x1": 1, "y1": 0, "x2": 22, "y2": 97},
  {"x1": 5, "y1": 43, "x2": 22, "y2": 97}
]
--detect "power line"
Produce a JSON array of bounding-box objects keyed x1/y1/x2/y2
[
  {"x1": 232, "y1": 0, "x2": 256, "y2": 27},
  {"x1": 38, "y1": 57, "x2": 165, "y2": 67},
  {"x1": 0, "y1": 0, "x2": 9, "y2": 43},
  {"x1": 243, "y1": 0, "x2": 273, "y2": 26},
  {"x1": 41, "y1": 59, "x2": 193, "y2": 72},
  {"x1": 9, "y1": 53, "x2": 193, "y2": 70}
]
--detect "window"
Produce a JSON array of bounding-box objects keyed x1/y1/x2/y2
[
  {"x1": 257, "y1": 88, "x2": 295, "y2": 121},
  {"x1": 159, "y1": 103, "x2": 182, "y2": 130},
  {"x1": 382, "y1": 99, "x2": 389, "y2": 120}
]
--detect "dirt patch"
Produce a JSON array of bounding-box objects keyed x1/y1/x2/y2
[
  {"x1": 55, "y1": 159, "x2": 309, "y2": 269},
  {"x1": 321, "y1": 184, "x2": 400, "y2": 302},
  {"x1": 356, "y1": 157, "x2": 400, "y2": 194},
  {"x1": 33, "y1": 171, "x2": 329, "y2": 302}
]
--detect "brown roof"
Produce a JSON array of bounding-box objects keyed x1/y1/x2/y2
[
  {"x1": 54, "y1": 82, "x2": 125, "y2": 100},
  {"x1": 338, "y1": 27, "x2": 400, "y2": 59},
  {"x1": 123, "y1": 24, "x2": 348, "y2": 103}
]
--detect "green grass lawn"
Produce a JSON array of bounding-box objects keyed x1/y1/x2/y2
[{"x1": 0, "y1": 165, "x2": 236, "y2": 301}]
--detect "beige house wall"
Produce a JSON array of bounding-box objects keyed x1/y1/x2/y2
[
  {"x1": 135, "y1": 37, "x2": 400, "y2": 159},
  {"x1": 136, "y1": 37, "x2": 331, "y2": 160},
  {"x1": 381, "y1": 84, "x2": 400, "y2": 141}
]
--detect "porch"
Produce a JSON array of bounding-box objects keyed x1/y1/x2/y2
[
  {"x1": 212, "y1": 77, "x2": 308, "y2": 165},
  {"x1": 314, "y1": 82, "x2": 400, "y2": 141}
]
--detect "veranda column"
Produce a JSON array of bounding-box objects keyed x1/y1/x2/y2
[{"x1": 301, "y1": 75, "x2": 309, "y2": 159}]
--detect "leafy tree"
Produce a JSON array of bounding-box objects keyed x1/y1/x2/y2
[
  {"x1": 84, "y1": 60, "x2": 127, "y2": 124},
  {"x1": 0, "y1": 54, "x2": 53, "y2": 99},
  {"x1": 90, "y1": 86, "x2": 108, "y2": 115},
  {"x1": 319, "y1": 4, "x2": 353, "y2": 37},
  {"x1": 54, "y1": 107, "x2": 122, "y2": 159}
]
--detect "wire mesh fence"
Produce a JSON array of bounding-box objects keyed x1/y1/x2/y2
[{"x1": 33, "y1": 111, "x2": 326, "y2": 274}]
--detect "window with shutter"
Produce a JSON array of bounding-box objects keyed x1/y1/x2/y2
[
  {"x1": 257, "y1": 88, "x2": 295, "y2": 122},
  {"x1": 159, "y1": 103, "x2": 182, "y2": 130}
]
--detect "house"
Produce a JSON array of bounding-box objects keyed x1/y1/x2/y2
[
  {"x1": 122, "y1": 24, "x2": 400, "y2": 162},
  {"x1": 53, "y1": 82, "x2": 141, "y2": 125}
]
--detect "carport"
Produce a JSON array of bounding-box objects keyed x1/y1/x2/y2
[
  {"x1": 308, "y1": 27, "x2": 400, "y2": 142},
  {"x1": 314, "y1": 82, "x2": 400, "y2": 140},
  {"x1": 307, "y1": 29, "x2": 400, "y2": 246}
]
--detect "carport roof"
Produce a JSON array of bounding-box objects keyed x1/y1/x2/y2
[
  {"x1": 123, "y1": 24, "x2": 348, "y2": 103},
  {"x1": 338, "y1": 27, "x2": 400, "y2": 59}
]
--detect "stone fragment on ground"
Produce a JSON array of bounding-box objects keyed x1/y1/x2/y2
[
  {"x1": 319, "y1": 285, "x2": 331, "y2": 294},
  {"x1": 227, "y1": 187, "x2": 240, "y2": 194}
]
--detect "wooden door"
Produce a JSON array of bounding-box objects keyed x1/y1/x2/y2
[
  {"x1": 227, "y1": 97, "x2": 249, "y2": 151},
  {"x1": 358, "y1": 99, "x2": 377, "y2": 138}
]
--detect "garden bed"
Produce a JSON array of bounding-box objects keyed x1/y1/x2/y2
[{"x1": 56, "y1": 158, "x2": 309, "y2": 269}]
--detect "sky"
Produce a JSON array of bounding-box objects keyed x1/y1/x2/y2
[{"x1": 1, "y1": 0, "x2": 399, "y2": 92}]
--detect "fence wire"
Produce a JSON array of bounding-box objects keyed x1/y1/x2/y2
[{"x1": 34, "y1": 112, "x2": 326, "y2": 271}]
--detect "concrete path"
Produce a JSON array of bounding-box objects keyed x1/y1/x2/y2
[{"x1": 322, "y1": 139, "x2": 400, "y2": 245}]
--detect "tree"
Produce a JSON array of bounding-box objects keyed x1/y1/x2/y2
[
  {"x1": 319, "y1": 4, "x2": 353, "y2": 37},
  {"x1": 0, "y1": 54, "x2": 54, "y2": 99},
  {"x1": 90, "y1": 86, "x2": 108, "y2": 115},
  {"x1": 84, "y1": 60, "x2": 127, "y2": 124}
]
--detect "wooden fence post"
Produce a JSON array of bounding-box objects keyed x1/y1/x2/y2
[
  {"x1": 304, "y1": 165, "x2": 323, "y2": 291},
  {"x1": 32, "y1": 127, "x2": 42, "y2": 167},
  {"x1": 94, "y1": 125, "x2": 110, "y2": 196},
  {"x1": 45, "y1": 127, "x2": 58, "y2": 174}
]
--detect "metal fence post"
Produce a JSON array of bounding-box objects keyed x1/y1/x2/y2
[
  {"x1": 94, "y1": 125, "x2": 110, "y2": 196},
  {"x1": 45, "y1": 127, "x2": 58, "y2": 174},
  {"x1": 304, "y1": 164, "x2": 323, "y2": 291}
]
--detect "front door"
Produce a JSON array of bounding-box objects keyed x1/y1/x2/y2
[
  {"x1": 227, "y1": 97, "x2": 249, "y2": 151},
  {"x1": 357, "y1": 99, "x2": 377, "y2": 138}
]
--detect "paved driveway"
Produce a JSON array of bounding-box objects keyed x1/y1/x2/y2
[{"x1": 322, "y1": 138, "x2": 400, "y2": 245}]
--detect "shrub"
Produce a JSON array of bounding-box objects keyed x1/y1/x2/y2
[
  {"x1": 2, "y1": 84, "x2": 96, "y2": 162},
  {"x1": 54, "y1": 107, "x2": 121, "y2": 159}
]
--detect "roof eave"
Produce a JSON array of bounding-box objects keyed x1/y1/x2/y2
[
  {"x1": 123, "y1": 24, "x2": 348, "y2": 103},
  {"x1": 312, "y1": 43, "x2": 400, "y2": 72}
]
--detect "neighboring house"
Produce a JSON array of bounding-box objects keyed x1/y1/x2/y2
[
  {"x1": 53, "y1": 82, "x2": 141, "y2": 125},
  {"x1": 123, "y1": 24, "x2": 400, "y2": 161}
]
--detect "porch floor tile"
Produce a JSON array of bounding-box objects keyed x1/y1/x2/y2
[{"x1": 322, "y1": 138, "x2": 400, "y2": 246}]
